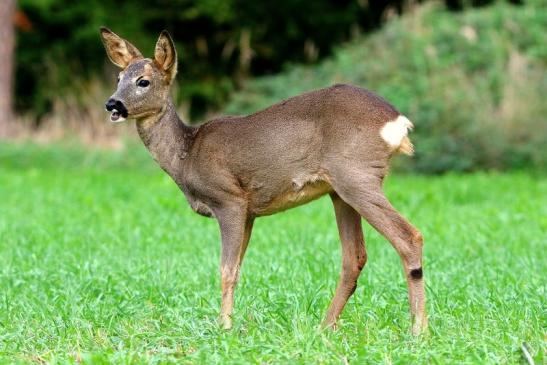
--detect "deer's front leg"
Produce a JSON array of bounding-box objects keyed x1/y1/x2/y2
[{"x1": 216, "y1": 204, "x2": 254, "y2": 329}]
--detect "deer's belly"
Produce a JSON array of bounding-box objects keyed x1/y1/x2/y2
[{"x1": 252, "y1": 177, "x2": 333, "y2": 216}]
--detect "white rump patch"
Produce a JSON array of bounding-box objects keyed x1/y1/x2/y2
[{"x1": 380, "y1": 115, "x2": 414, "y2": 151}]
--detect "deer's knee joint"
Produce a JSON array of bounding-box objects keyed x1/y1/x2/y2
[
  {"x1": 344, "y1": 257, "x2": 366, "y2": 278},
  {"x1": 409, "y1": 267, "x2": 423, "y2": 280},
  {"x1": 220, "y1": 266, "x2": 240, "y2": 286}
]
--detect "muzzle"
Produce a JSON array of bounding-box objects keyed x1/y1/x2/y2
[{"x1": 105, "y1": 98, "x2": 129, "y2": 122}]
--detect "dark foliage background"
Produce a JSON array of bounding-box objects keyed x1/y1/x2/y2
[
  {"x1": 12, "y1": 0, "x2": 543, "y2": 173},
  {"x1": 16, "y1": 0, "x2": 518, "y2": 119}
]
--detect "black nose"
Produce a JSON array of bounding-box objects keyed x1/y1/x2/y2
[
  {"x1": 105, "y1": 98, "x2": 117, "y2": 111},
  {"x1": 105, "y1": 99, "x2": 128, "y2": 117}
]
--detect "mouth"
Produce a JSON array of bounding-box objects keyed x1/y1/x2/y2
[{"x1": 109, "y1": 109, "x2": 126, "y2": 123}]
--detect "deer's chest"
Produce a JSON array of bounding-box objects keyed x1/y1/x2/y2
[
  {"x1": 179, "y1": 184, "x2": 215, "y2": 218},
  {"x1": 169, "y1": 168, "x2": 216, "y2": 218},
  {"x1": 188, "y1": 197, "x2": 215, "y2": 217}
]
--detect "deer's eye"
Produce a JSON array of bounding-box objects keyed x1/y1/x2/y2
[
  {"x1": 116, "y1": 76, "x2": 120, "y2": 83},
  {"x1": 137, "y1": 79, "x2": 150, "y2": 88}
]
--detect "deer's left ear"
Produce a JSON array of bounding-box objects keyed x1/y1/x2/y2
[
  {"x1": 99, "y1": 27, "x2": 143, "y2": 68},
  {"x1": 154, "y1": 30, "x2": 178, "y2": 84}
]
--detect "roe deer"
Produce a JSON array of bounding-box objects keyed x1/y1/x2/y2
[{"x1": 100, "y1": 28, "x2": 427, "y2": 335}]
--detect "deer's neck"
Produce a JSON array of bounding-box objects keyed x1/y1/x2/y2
[{"x1": 136, "y1": 98, "x2": 196, "y2": 179}]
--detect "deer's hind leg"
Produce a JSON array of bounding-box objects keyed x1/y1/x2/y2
[
  {"x1": 331, "y1": 172, "x2": 427, "y2": 335},
  {"x1": 322, "y1": 193, "x2": 367, "y2": 328}
]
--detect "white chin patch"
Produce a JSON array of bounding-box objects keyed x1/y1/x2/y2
[{"x1": 109, "y1": 109, "x2": 126, "y2": 123}]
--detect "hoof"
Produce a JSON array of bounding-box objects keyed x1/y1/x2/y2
[
  {"x1": 411, "y1": 317, "x2": 428, "y2": 336},
  {"x1": 321, "y1": 317, "x2": 337, "y2": 331},
  {"x1": 219, "y1": 315, "x2": 233, "y2": 330}
]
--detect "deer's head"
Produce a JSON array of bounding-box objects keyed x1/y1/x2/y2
[{"x1": 100, "y1": 28, "x2": 177, "y2": 123}]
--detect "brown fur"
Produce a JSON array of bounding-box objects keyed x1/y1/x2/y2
[{"x1": 100, "y1": 28, "x2": 427, "y2": 334}]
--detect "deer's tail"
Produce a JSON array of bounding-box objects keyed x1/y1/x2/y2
[{"x1": 380, "y1": 115, "x2": 414, "y2": 156}]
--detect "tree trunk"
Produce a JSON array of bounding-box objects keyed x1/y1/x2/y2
[{"x1": 0, "y1": 0, "x2": 15, "y2": 138}]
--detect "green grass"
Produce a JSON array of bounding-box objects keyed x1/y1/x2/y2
[{"x1": 0, "y1": 144, "x2": 545, "y2": 364}]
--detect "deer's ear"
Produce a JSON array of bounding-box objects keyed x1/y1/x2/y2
[
  {"x1": 154, "y1": 30, "x2": 177, "y2": 83},
  {"x1": 100, "y1": 27, "x2": 143, "y2": 69}
]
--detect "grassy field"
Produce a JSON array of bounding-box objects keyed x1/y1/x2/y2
[{"x1": 0, "y1": 144, "x2": 545, "y2": 364}]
